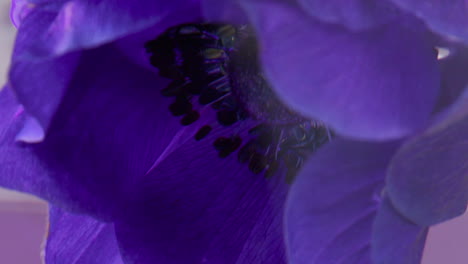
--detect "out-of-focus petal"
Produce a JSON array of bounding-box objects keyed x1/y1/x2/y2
[
  {"x1": 285, "y1": 139, "x2": 400, "y2": 264},
  {"x1": 387, "y1": 95, "x2": 468, "y2": 226},
  {"x1": 45, "y1": 206, "x2": 123, "y2": 264},
  {"x1": 10, "y1": 0, "x2": 67, "y2": 28},
  {"x1": 389, "y1": 0, "x2": 468, "y2": 43},
  {"x1": 10, "y1": 0, "x2": 34, "y2": 28},
  {"x1": 202, "y1": 0, "x2": 248, "y2": 25},
  {"x1": 371, "y1": 196, "x2": 428, "y2": 264},
  {"x1": 435, "y1": 45, "x2": 468, "y2": 111},
  {"x1": 20, "y1": 0, "x2": 202, "y2": 59},
  {"x1": 115, "y1": 125, "x2": 288, "y2": 264},
  {"x1": 114, "y1": 6, "x2": 202, "y2": 72},
  {"x1": 242, "y1": 1, "x2": 440, "y2": 140},
  {"x1": 2, "y1": 46, "x2": 186, "y2": 221},
  {"x1": 297, "y1": 0, "x2": 401, "y2": 30}
]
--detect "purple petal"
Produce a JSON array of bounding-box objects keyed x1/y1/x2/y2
[
  {"x1": 285, "y1": 139, "x2": 400, "y2": 263},
  {"x1": 2, "y1": 46, "x2": 185, "y2": 220},
  {"x1": 201, "y1": 0, "x2": 248, "y2": 25},
  {"x1": 389, "y1": 0, "x2": 468, "y2": 42},
  {"x1": 0, "y1": 86, "x2": 58, "y2": 196},
  {"x1": 10, "y1": 0, "x2": 67, "y2": 28},
  {"x1": 241, "y1": 1, "x2": 440, "y2": 140},
  {"x1": 114, "y1": 126, "x2": 288, "y2": 263},
  {"x1": 387, "y1": 96, "x2": 468, "y2": 226},
  {"x1": 21, "y1": 0, "x2": 202, "y2": 58},
  {"x1": 435, "y1": 45, "x2": 468, "y2": 111},
  {"x1": 371, "y1": 196, "x2": 428, "y2": 264},
  {"x1": 10, "y1": 0, "x2": 34, "y2": 27},
  {"x1": 45, "y1": 206, "x2": 123, "y2": 264},
  {"x1": 297, "y1": 0, "x2": 402, "y2": 30},
  {"x1": 9, "y1": 6, "x2": 82, "y2": 133}
]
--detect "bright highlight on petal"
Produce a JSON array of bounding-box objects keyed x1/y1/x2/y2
[{"x1": 15, "y1": 116, "x2": 44, "y2": 143}]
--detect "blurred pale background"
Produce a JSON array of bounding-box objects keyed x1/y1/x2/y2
[{"x1": 0, "y1": 1, "x2": 466, "y2": 263}]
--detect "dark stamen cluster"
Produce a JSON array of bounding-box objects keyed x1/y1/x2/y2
[{"x1": 146, "y1": 23, "x2": 331, "y2": 183}]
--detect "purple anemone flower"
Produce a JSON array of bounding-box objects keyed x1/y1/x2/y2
[{"x1": 1, "y1": 0, "x2": 468, "y2": 263}]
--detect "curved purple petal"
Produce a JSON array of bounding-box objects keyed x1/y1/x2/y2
[
  {"x1": 114, "y1": 125, "x2": 288, "y2": 263},
  {"x1": 387, "y1": 96, "x2": 468, "y2": 226},
  {"x1": 16, "y1": 0, "x2": 202, "y2": 59},
  {"x1": 9, "y1": 6, "x2": 82, "y2": 133},
  {"x1": 10, "y1": 0, "x2": 67, "y2": 28},
  {"x1": 0, "y1": 86, "x2": 59, "y2": 196},
  {"x1": 389, "y1": 0, "x2": 468, "y2": 43},
  {"x1": 241, "y1": 1, "x2": 440, "y2": 140},
  {"x1": 2, "y1": 45, "x2": 186, "y2": 220},
  {"x1": 285, "y1": 139, "x2": 400, "y2": 264},
  {"x1": 45, "y1": 206, "x2": 124, "y2": 264},
  {"x1": 296, "y1": 0, "x2": 402, "y2": 31},
  {"x1": 371, "y1": 196, "x2": 428, "y2": 264}
]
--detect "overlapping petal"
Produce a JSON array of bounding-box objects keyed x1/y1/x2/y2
[
  {"x1": 15, "y1": 0, "x2": 202, "y2": 59},
  {"x1": 435, "y1": 45, "x2": 468, "y2": 111},
  {"x1": 387, "y1": 95, "x2": 468, "y2": 226},
  {"x1": 296, "y1": 0, "x2": 401, "y2": 30},
  {"x1": 371, "y1": 197, "x2": 428, "y2": 264},
  {"x1": 9, "y1": 5, "x2": 82, "y2": 132},
  {"x1": 114, "y1": 125, "x2": 288, "y2": 263},
  {"x1": 0, "y1": 86, "x2": 60, "y2": 199},
  {"x1": 45, "y1": 206, "x2": 123, "y2": 264},
  {"x1": 285, "y1": 139, "x2": 400, "y2": 264},
  {"x1": 242, "y1": 0, "x2": 440, "y2": 140},
  {"x1": 2, "y1": 45, "x2": 187, "y2": 220},
  {"x1": 389, "y1": 0, "x2": 468, "y2": 43}
]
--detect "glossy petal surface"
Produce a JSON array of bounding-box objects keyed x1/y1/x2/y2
[
  {"x1": 387, "y1": 96, "x2": 468, "y2": 226},
  {"x1": 2, "y1": 46, "x2": 184, "y2": 220},
  {"x1": 371, "y1": 196, "x2": 428, "y2": 264},
  {"x1": 45, "y1": 206, "x2": 123, "y2": 264},
  {"x1": 297, "y1": 0, "x2": 401, "y2": 30},
  {"x1": 285, "y1": 139, "x2": 399, "y2": 264},
  {"x1": 115, "y1": 125, "x2": 288, "y2": 264},
  {"x1": 389, "y1": 0, "x2": 468, "y2": 42},
  {"x1": 242, "y1": 1, "x2": 440, "y2": 140}
]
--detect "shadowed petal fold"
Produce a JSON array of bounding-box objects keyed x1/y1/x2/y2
[
  {"x1": 2, "y1": 45, "x2": 185, "y2": 220},
  {"x1": 45, "y1": 206, "x2": 123, "y2": 264},
  {"x1": 242, "y1": 1, "x2": 440, "y2": 140},
  {"x1": 371, "y1": 196, "x2": 428, "y2": 264},
  {"x1": 387, "y1": 96, "x2": 468, "y2": 226},
  {"x1": 115, "y1": 126, "x2": 288, "y2": 264},
  {"x1": 389, "y1": 0, "x2": 468, "y2": 43},
  {"x1": 435, "y1": 46, "x2": 468, "y2": 111},
  {"x1": 285, "y1": 139, "x2": 400, "y2": 264}
]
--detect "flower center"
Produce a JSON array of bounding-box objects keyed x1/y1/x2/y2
[{"x1": 146, "y1": 23, "x2": 330, "y2": 183}]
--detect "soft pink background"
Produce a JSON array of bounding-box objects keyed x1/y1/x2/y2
[{"x1": 0, "y1": 1, "x2": 467, "y2": 263}]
